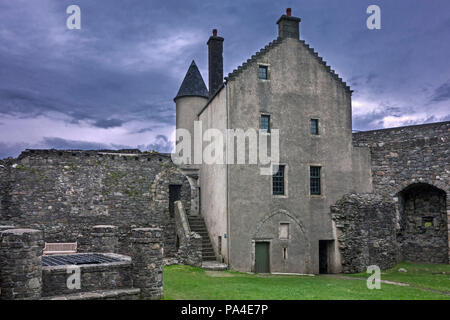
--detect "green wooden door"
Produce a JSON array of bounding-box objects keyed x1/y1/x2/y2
[{"x1": 255, "y1": 242, "x2": 270, "y2": 273}]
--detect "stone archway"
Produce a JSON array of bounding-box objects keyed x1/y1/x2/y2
[
  {"x1": 397, "y1": 183, "x2": 448, "y2": 264},
  {"x1": 252, "y1": 209, "x2": 311, "y2": 273},
  {"x1": 151, "y1": 168, "x2": 191, "y2": 258}
]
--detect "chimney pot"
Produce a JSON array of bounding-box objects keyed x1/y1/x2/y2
[
  {"x1": 277, "y1": 9, "x2": 301, "y2": 39},
  {"x1": 213, "y1": 29, "x2": 218, "y2": 37}
]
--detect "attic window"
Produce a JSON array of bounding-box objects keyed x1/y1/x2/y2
[{"x1": 258, "y1": 65, "x2": 268, "y2": 79}]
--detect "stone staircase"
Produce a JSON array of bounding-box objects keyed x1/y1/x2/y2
[{"x1": 187, "y1": 216, "x2": 216, "y2": 261}]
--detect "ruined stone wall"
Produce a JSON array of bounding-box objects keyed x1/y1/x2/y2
[
  {"x1": 353, "y1": 121, "x2": 449, "y2": 263},
  {"x1": 0, "y1": 149, "x2": 191, "y2": 257},
  {"x1": 352, "y1": 121, "x2": 449, "y2": 197},
  {"x1": 331, "y1": 193, "x2": 398, "y2": 273}
]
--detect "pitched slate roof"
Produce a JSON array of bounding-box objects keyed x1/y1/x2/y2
[
  {"x1": 225, "y1": 37, "x2": 352, "y2": 93},
  {"x1": 174, "y1": 60, "x2": 209, "y2": 100}
]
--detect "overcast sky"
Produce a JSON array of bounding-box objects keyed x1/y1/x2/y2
[{"x1": 0, "y1": 0, "x2": 449, "y2": 159}]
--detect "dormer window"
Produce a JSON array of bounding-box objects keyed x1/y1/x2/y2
[{"x1": 258, "y1": 65, "x2": 268, "y2": 79}]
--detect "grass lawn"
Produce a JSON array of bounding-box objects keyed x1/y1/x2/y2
[{"x1": 163, "y1": 262, "x2": 450, "y2": 300}]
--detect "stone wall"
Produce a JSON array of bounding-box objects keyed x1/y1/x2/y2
[
  {"x1": 130, "y1": 227, "x2": 163, "y2": 300},
  {"x1": 0, "y1": 149, "x2": 191, "y2": 257},
  {"x1": 174, "y1": 200, "x2": 202, "y2": 267},
  {"x1": 1, "y1": 227, "x2": 164, "y2": 300},
  {"x1": 352, "y1": 121, "x2": 449, "y2": 197},
  {"x1": 331, "y1": 193, "x2": 398, "y2": 273},
  {"x1": 398, "y1": 184, "x2": 448, "y2": 263},
  {"x1": 353, "y1": 121, "x2": 449, "y2": 263},
  {"x1": 0, "y1": 229, "x2": 44, "y2": 299}
]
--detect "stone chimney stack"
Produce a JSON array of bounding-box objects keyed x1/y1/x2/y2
[
  {"x1": 207, "y1": 29, "x2": 224, "y2": 97},
  {"x1": 277, "y1": 8, "x2": 301, "y2": 39}
]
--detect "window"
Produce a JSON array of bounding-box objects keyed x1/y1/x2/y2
[
  {"x1": 258, "y1": 65, "x2": 268, "y2": 79},
  {"x1": 283, "y1": 247, "x2": 288, "y2": 260},
  {"x1": 422, "y1": 217, "x2": 433, "y2": 228},
  {"x1": 272, "y1": 165, "x2": 285, "y2": 195},
  {"x1": 279, "y1": 223, "x2": 289, "y2": 239},
  {"x1": 310, "y1": 119, "x2": 319, "y2": 135},
  {"x1": 310, "y1": 166, "x2": 321, "y2": 195},
  {"x1": 261, "y1": 115, "x2": 270, "y2": 132}
]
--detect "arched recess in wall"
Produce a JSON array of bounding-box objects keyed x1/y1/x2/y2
[
  {"x1": 397, "y1": 183, "x2": 448, "y2": 264},
  {"x1": 151, "y1": 167, "x2": 191, "y2": 258},
  {"x1": 253, "y1": 209, "x2": 311, "y2": 272}
]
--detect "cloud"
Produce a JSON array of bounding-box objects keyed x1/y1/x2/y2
[
  {"x1": 1, "y1": 0, "x2": 449, "y2": 156},
  {"x1": 430, "y1": 80, "x2": 450, "y2": 102},
  {"x1": 41, "y1": 137, "x2": 130, "y2": 151},
  {"x1": 135, "y1": 127, "x2": 153, "y2": 134},
  {"x1": 140, "y1": 135, "x2": 173, "y2": 153},
  {"x1": 93, "y1": 119, "x2": 125, "y2": 129},
  {"x1": 0, "y1": 142, "x2": 33, "y2": 159},
  {"x1": 0, "y1": 133, "x2": 175, "y2": 159}
]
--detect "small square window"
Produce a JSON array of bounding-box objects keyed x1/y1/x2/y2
[
  {"x1": 310, "y1": 119, "x2": 319, "y2": 135},
  {"x1": 272, "y1": 165, "x2": 285, "y2": 195},
  {"x1": 279, "y1": 223, "x2": 289, "y2": 239},
  {"x1": 261, "y1": 115, "x2": 270, "y2": 132},
  {"x1": 258, "y1": 65, "x2": 268, "y2": 79},
  {"x1": 310, "y1": 166, "x2": 321, "y2": 195},
  {"x1": 422, "y1": 217, "x2": 433, "y2": 228}
]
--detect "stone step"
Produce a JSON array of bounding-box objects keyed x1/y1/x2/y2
[
  {"x1": 203, "y1": 257, "x2": 217, "y2": 261},
  {"x1": 187, "y1": 216, "x2": 217, "y2": 262},
  {"x1": 42, "y1": 288, "x2": 141, "y2": 300},
  {"x1": 194, "y1": 232, "x2": 209, "y2": 236},
  {"x1": 202, "y1": 262, "x2": 228, "y2": 270},
  {"x1": 190, "y1": 226, "x2": 207, "y2": 230},
  {"x1": 191, "y1": 231, "x2": 209, "y2": 236}
]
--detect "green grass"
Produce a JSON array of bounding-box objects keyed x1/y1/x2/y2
[
  {"x1": 347, "y1": 262, "x2": 450, "y2": 292},
  {"x1": 163, "y1": 263, "x2": 450, "y2": 300}
]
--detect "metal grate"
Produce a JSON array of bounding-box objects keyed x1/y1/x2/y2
[{"x1": 42, "y1": 253, "x2": 121, "y2": 267}]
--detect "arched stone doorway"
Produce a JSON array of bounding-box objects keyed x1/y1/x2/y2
[
  {"x1": 252, "y1": 210, "x2": 311, "y2": 274},
  {"x1": 397, "y1": 183, "x2": 448, "y2": 264},
  {"x1": 152, "y1": 168, "x2": 191, "y2": 258}
]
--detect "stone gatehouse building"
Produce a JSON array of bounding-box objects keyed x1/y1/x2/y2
[{"x1": 0, "y1": 9, "x2": 449, "y2": 286}]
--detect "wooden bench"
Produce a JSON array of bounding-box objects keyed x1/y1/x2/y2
[{"x1": 43, "y1": 242, "x2": 77, "y2": 255}]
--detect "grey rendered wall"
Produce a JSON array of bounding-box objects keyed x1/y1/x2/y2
[
  {"x1": 176, "y1": 96, "x2": 208, "y2": 164},
  {"x1": 226, "y1": 37, "x2": 369, "y2": 274},
  {"x1": 198, "y1": 88, "x2": 229, "y2": 262}
]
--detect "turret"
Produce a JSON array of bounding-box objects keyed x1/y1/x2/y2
[{"x1": 174, "y1": 60, "x2": 209, "y2": 164}]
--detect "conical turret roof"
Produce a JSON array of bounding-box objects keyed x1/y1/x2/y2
[{"x1": 174, "y1": 60, "x2": 209, "y2": 100}]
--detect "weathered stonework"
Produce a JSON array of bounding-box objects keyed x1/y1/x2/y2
[
  {"x1": 331, "y1": 194, "x2": 398, "y2": 273},
  {"x1": 41, "y1": 253, "x2": 133, "y2": 297},
  {"x1": 174, "y1": 200, "x2": 202, "y2": 267},
  {"x1": 130, "y1": 227, "x2": 163, "y2": 300},
  {"x1": 397, "y1": 184, "x2": 448, "y2": 263},
  {"x1": 0, "y1": 228, "x2": 44, "y2": 300},
  {"x1": 91, "y1": 225, "x2": 119, "y2": 253},
  {"x1": 0, "y1": 149, "x2": 191, "y2": 258},
  {"x1": 353, "y1": 121, "x2": 449, "y2": 263},
  {"x1": 151, "y1": 166, "x2": 191, "y2": 257}
]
